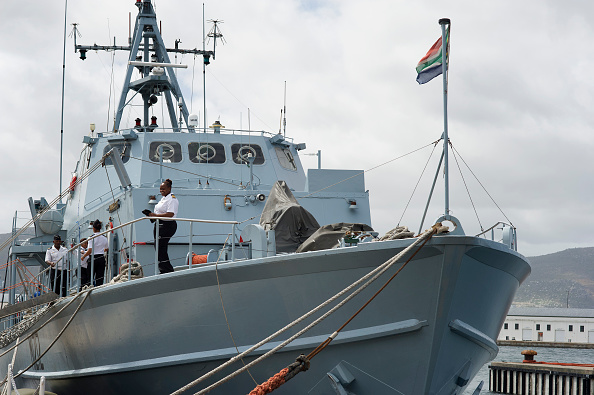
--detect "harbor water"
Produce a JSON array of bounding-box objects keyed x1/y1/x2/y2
[{"x1": 464, "y1": 345, "x2": 593, "y2": 394}]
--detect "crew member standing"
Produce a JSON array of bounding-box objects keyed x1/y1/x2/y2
[
  {"x1": 45, "y1": 234, "x2": 68, "y2": 297},
  {"x1": 148, "y1": 178, "x2": 178, "y2": 273},
  {"x1": 81, "y1": 220, "x2": 109, "y2": 286}
]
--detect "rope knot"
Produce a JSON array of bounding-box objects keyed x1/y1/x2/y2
[{"x1": 284, "y1": 354, "x2": 310, "y2": 382}]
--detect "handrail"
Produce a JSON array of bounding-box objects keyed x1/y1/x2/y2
[
  {"x1": 105, "y1": 126, "x2": 292, "y2": 140},
  {"x1": 475, "y1": 221, "x2": 517, "y2": 251},
  {"x1": 67, "y1": 216, "x2": 239, "y2": 253},
  {"x1": 474, "y1": 221, "x2": 514, "y2": 238},
  {"x1": 52, "y1": 216, "x2": 241, "y2": 292}
]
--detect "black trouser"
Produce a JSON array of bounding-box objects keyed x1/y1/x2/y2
[
  {"x1": 153, "y1": 220, "x2": 176, "y2": 274},
  {"x1": 50, "y1": 268, "x2": 67, "y2": 297},
  {"x1": 80, "y1": 265, "x2": 90, "y2": 290},
  {"x1": 92, "y1": 255, "x2": 106, "y2": 286}
]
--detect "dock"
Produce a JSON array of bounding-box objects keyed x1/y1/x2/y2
[{"x1": 489, "y1": 350, "x2": 594, "y2": 394}]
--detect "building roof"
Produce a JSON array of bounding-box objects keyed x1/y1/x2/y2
[{"x1": 508, "y1": 307, "x2": 594, "y2": 318}]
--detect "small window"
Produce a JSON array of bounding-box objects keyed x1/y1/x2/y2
[
  {"x1": 580, "y1": 326, "x2": 585, "y2": 332},
  {"x1": 275, "y1": 146, "x2": 297, "y2": 171},
  {"x1": 103, "y1": 143, "x2": 132, "y2": 166},
  {"x1": 514, "y1": 323, "x2": 519, "y2": 330},
  {"x1": 149, "y1": 141, "x2": 182, "y2": 163},
  {"x1": 504, "y1": 323, "x2": 508, "y2": 330},
  {"x1": 547, "y1": 324, "x2": 551, "y2": 331},
  {"x1": 231, "y1": 144, "x2": 265, "y2": 165},
  {"x1": 188, "y1": 142, "x2": 226, "y2": 164},
  {"x1": 536, "y1": 324, "x2": 540, "y2": 331},
  {"x1": 569, "y1": 325, "x2": 573, "y2": 332},
  {"x1": 505, "y1": 336, "x2": 509, "y2": 340}
]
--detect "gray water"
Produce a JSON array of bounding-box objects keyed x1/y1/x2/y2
[{"x1": 463, "y1": 345, "x2": 593, "y2": 394}]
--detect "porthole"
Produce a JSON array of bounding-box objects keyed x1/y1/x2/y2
[
  {"x1": 198, "y1": 144, "x2": 216, "y2": 161},
  {"x1": 188, "y1": 142, "x2": 225, "y2": 164},
  {"x1": 231, "y1": 144, "x2": 264, "y2": 165},
  {"x1": 149, "y1": 141, "x2": 182, "y2": 163}
]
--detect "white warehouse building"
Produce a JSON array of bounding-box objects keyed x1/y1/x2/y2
[{"x1": 498, "y1": 307, "x2": 594, "y2": 343}]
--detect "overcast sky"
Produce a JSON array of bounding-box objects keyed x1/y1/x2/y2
[{"x1": 1, "y1": 0, "x2": 593, "y2": 257}]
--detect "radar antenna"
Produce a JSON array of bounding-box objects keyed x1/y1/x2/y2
[{"x1": 73, "y1": 0, "x2": 216, "y2": 133}]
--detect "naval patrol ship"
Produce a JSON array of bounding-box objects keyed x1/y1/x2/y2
[{"x1": 0, "y1": 1, "x2": 530, "y2": 394}]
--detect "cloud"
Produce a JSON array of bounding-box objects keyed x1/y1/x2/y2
[{"x1": 1, "y1": 0, "x2": 593, "y2": 257}]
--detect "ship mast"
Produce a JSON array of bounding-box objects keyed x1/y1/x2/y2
[{"x1": 74, "y1": 0, "x2": 214, "y2": 133}]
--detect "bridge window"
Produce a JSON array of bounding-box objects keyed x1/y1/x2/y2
[
  {"x1": 149, "y1": 141, "x2": 182, "y2": 163},
  {"x1": 231, "y1": 144, "x2": 265, "y2": 165},
  {"x1": 188, "y1": 142, "x2": 226, "y2": 164},
  {"x1": 275, "y1": 146, "x2": 297, "y2": 171}
]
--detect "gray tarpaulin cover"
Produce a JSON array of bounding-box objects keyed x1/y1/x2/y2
[
  {"x1": 296, "y1": 223, "x2": 374, "y2": 253},
  {"x1": 259, "y1": 181, "x2": 320, "y2": 253}
]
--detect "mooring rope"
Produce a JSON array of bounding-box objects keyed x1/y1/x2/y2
[
  {"x1": 171, "y1": 224, "x2": 441, "y2": 395},
  {"x1": 214, "y1": 235, "x2": 258, "y2": 385},
  {"x1": 0, "y1": 289, "x2": 92, "y2": 387},
  {"x1": 246, "y1": 223, "x2": 443, "y2": 395}
]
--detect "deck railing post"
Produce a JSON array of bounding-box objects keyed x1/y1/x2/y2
[
  {"x1": 128, "y1": 223, "x2": 133, "y2": 282},
  {"x1": 231, "y1": 223, "x2": 236, "y2": 261},
  {"x1": 155, "y1": 218, "x2": 160, "y2": 276},
  {"x1": 90, "y1": 250, "x2": 95, "y2": 287},
  {"x1": 188, "y1": 222, "x2": 193, "y2": 266},
  {"x1": 107, "y1": 229, "x2": 113, "y2": 283},
  {"x1": 76, "y1": 240, "x2": 81, "y2": 291}
]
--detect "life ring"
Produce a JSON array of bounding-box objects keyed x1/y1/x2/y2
[
  {"x1": 69, "y1": 173, "x2": 78, "y2": 192},
  {"x1": 237, "y1": 146, "x2": 257, "y2": 163},
  {"x1": 197, "y1": 144, "x2": 216, "y2": 161}
]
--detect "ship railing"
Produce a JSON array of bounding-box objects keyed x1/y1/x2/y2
[
  {"x1": 0, "y1": 258, "x2": 49, "y2": 330},
  {"x1": 106, "y1": 126, "x2": 293, "y2": 141},
  {"x1": 475, "y1": 222, "x2": 518, "y2": 251},
  {"x1": 34, "y1": 217, "x2": 241, "y2": 296}
]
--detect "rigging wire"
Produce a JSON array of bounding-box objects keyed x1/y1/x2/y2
[
  {"x1": 450, "y1": 144, "x2": 513, "y2": 226},
  {"x1": 238, "y1": 140, "x2": 439, "y2": 225},
  {"x1": 0, "y1": 158, "x2": 104, "y2": 254},
  {"x1": 397, "y1": 139, "x2": 440, "y2": 226},
  {"x1": 206, "y1": 69, "x2": 276, "y2": 132},
  {"x1": 103, "y1": 166, "x2": 128, "y2": 258},
  {"x1": 449, "y1": 142, "x2": 483, "y2": 231},
  {"x1": 127, "y1": 155, "x2": 237, "y2": 187}
]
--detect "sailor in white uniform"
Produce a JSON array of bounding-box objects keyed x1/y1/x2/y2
[
  {"x1": 45, "y1": 234, "x2": 69, "y2": 297},
  {"x1": 81, "y1": 220, "x2": 109, "y2": 286},
  {"x1": 147, "y1": 178, "x2": 178, "y2": 273}
]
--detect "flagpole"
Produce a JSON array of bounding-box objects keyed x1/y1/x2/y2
[{"x1": 439, "y1": 18, "x2": 450, "y2": 218}]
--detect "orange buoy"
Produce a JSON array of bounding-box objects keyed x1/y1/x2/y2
[{"x1": 191, "y1": 253, "x2": 207, "y2": 265}]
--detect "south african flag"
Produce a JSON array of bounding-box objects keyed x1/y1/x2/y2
[{"x1": 415, "y1": 28, "x2": 449, "y2": 84}]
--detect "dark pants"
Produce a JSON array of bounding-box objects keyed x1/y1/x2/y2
[
  {"x1": 50, "y1": 268, "x2": 67, "y2": 297},
  {"x1": 92, "y1": 255, "x2": 106, "y2": 286},
  {"x1": 153, "y1": 220, "x2": 176, "y2": 274},
  {"x1": 80, "y1": 266, "x2": 91, "y2": 289}
]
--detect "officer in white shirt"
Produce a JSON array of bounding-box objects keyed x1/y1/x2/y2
[
  {"x1": 81, "y1": 220, "x2": 109, "y2": 286},
  {"x1": 147, "y1": 178, "x2": 178, "y2": 273},
  {"x1": 45, "y1": 234, "x2": 68, "y2": 297}
]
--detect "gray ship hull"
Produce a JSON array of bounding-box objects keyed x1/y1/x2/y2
[{"x1": 8, "y1": 235, "x2": 529, "y2": 394}]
